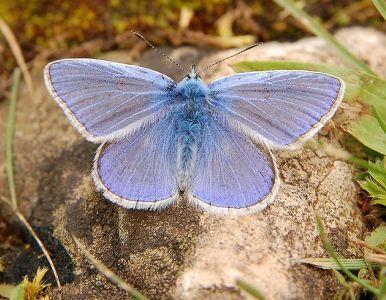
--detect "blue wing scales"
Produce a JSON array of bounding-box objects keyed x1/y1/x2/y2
[
  {"x1": 92, "y1": 115, "x2": 179, "y2": 210},
  {"x1": 44, "y1": 58, "x2": 176, "y2": 143},
  {"x1": 188, "y1": 117, "x2": 280, "y2": 214},
  {"x1": 209, "y1": 71, "x2": 345, "y2": 148}
]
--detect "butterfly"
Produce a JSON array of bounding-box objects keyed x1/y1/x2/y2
[{"x1": 44, "y1": 56, "x2": 345, "y2": 214}]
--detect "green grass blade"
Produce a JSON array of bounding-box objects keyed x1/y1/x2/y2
[
  {"x1": 300, "y1": 258, "x2": 380, "y2": 270},
  {"x1": 372, "y1": 0, "x2": 386, "y2": 20},
  {"x1": 272, "y1": 0, "x2": 377, "y2": 76},
  {"x1": 236, "y1": 280, "x2": 266, "y2": 300},
  {"x1": 0, "y1": 17, "x2": 34, "y2": 99},
  {"x1": 315, "y1": 214, "x2": 380, "y2": 295},
  {"x1": 6, "y1": 69, "x2": 21, "y2": 209}
]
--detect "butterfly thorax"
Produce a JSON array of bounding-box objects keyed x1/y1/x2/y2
[{"x1": 175, "y1": 77, "x2": 209, "y2": 190}]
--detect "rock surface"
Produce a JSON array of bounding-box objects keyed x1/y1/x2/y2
[{"x1": 0, "y1": 27, "x2": 385, "y2": 299}]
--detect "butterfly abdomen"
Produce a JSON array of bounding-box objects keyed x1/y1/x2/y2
[{"x1": 175, "y1": 78, "x2": 209, "y2": 190}]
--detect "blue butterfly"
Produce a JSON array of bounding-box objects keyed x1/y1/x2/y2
[{"x1": 44, "y1": 53, "x2": 344, "y2": 214}]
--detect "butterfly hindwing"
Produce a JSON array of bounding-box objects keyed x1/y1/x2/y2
[
  {"x1": 92, "y1": 115, "x2": 179, "y2": 210},
  {"x1": 188, "y1": 117, "x2": 280, "y2": 214},
  {"x1": 44, "y1": 58, "x2": 176, "y2": 143},
  {"x1": 209, "y1": 71, "x2": 345, "y2": 148}
]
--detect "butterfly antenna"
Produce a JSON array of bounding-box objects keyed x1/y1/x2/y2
[
  {"x1": 132, "y1": 31, "x2": 189, "y2": 75},
  {"x1": 198, "y1": 42, "x2": 263, "y2": 74}
]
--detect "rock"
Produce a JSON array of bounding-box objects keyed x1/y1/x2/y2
[{"x1": 0, "y1": 27, "x2": 385, "y2": 299}]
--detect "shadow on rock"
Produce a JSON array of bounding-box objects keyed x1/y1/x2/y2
[
  {"x1": 29, "y1": 139, "x2": 202, "y2": 298},
  {"x1": 66, "y1": 190, "x2": 202, "y2": 299}
]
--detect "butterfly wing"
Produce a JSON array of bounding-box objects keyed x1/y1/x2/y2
[
  {"x1": 92, "y1": 115, "x2": 179, "y2": 210},
  {"x1": 208, "y1": 71, "x2": 345, "y2": 148},
  {"x1": 188, "y1": 118, "x2": 280, "y2": 214},
  {"x1": 44, "y1": 58, "x2": 176, "y2": 143}
]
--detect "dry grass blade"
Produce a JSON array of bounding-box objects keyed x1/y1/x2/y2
[
  {"x1": 364, "y1": 253, "x2": 386, "y2": 265},
  {"x1": 350, "y1": 238, "x2": 385, "y2": 255},
  {"x1": 4, "y1": 69, "x2": 61, "y2": 289},
  {"x1": 0, "y1": 197, "x2": 62, "y2": 290},
  {"x1": 16, "y1": 211, "x2": 61, "y2": 289},
  {"x1": 0, "y1": 257, "x2": 4, "y2": 272},
  {"x1": 0, "y1": 17, "x2": 34, "y2": 98},
  {"x1": 71, "y1": 234, "x2": 148, "y2": 300}
]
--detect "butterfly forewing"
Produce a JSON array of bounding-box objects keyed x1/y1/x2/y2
[
  {"x1": 209, "y1": 71, "x2": 344, "y2": 148},
  {"x1": 44, "y1": 58, "x2": 176, "y2": 143}
]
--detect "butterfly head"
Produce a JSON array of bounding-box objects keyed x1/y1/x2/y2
[{"x1": 185, "y1": 65, "x2": 201, "y2": 80}]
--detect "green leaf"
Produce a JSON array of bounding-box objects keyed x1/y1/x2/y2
[
  {"x1": 366, "y1": 226, "x2": 386, "y2": 249},
  {"x1": 372, "y1": 105, "x2": 386, "y2": 133},
  {"x1": 372, "y1": 199, "x2": 386, "y2": 206},
  {"x1": 0, "y1": 284, "x2": 16, "y2": 298},
  {"x1": 358, "y1": 160, "x2": 386, "y2": 206},
  {"x1": 356, "y1": 172, "x2": 370, "y2": 181},
  {"x1": 300, "y1": 258, "x2": 380, "y2": 270},
  {"x1": 368, "y1": 161, "x2": 386, "y2": 189},
  {"x1": 347, "y1": 115, "x2": 386, "y2": 155},
  {"x1": 9, "y1": 284, "x2": 24, "y2": 300},
  {"x1": 360, "y1": 179, "x2": 385, "y2": 198}
]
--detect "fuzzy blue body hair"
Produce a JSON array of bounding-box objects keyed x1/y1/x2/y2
[{"x1": 173, "y1": 76, "x2": 210, "y2": 189}]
